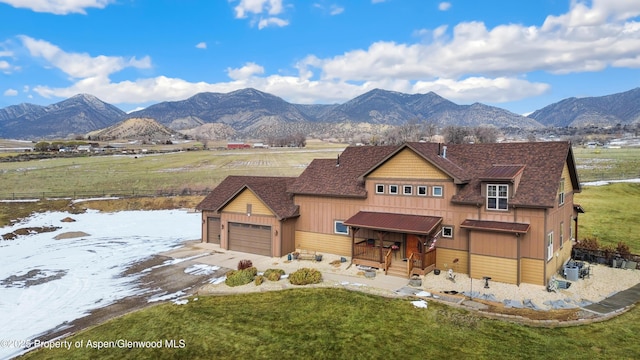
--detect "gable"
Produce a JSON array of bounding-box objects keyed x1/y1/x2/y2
[
  {"x1": 367, "y1": 148, "x2": 450, "y2": 180},
  {"x1": 222, "y1": 188, "x2": 274, "y2": 216}
]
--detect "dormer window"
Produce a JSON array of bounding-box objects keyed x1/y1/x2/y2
[
  {"x1": 487, "y1": 184, "x2": 508, "y2": 210},
  {"x1": 558, "y1": 179, "x2": 565, "y2": 205}
]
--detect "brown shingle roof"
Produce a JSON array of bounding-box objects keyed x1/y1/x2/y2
[
  {"x1": 460, "y1": 219, "x2": 530, "y2": 234},
  {"x1": 288, "y1": 145, "x2": 398, "y2": 197},
  {"x1": 439, "y1": 141, "x2": 578, "y2": 208},
  {"x1": 290, "y1": 141, "x2": 577, "y2": 208},
  {"x1": 344, "y1": 211, "x2": 442, "y2": 235},
  {"x1": 196, "y1": 176, "x2": 298, "y2": 220}
]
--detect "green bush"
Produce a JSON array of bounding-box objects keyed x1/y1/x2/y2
[
  {"x1": 264, "y1": 268, "x2": 285, "y2": 281},
  {"x1": 289, "y1": 268, "x2": 322, "y2": 285},
  {"x1": 225, "y1": 268, "x2": 255, "y2": 287},
  {"x1": 254, "y1": 275, "x2": 265, "y2": 286}
]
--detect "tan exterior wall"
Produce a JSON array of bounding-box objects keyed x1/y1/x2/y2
[
  {"x1": 280, "y1": 218, "x2": 297, "y2": 255},
  {"x1": 469, "y1": 231, "x2": 518, "y2": 259},
  {"x1": 520, "y1": 258, "x2": 544, "y2": 285},
  {"x1": 470, "y1": 254, "x2": 518, "y2": 284},
  {"x1": 368, "y1": 148, "x2": 449, "y2": 179},
  {"x1": 224, "y1": 189, "x2": 273, "y2": 216},
  {"x1": 294, "y1": 195, "x2": 365, "y2": 233},
  {"x1": 435, "y1": 248, "x2": 469, "y2": 274},
  {"x1": 295, "y1": 230, "x2": 352, "y2": 256}
]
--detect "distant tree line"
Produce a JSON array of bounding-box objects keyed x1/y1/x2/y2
[{"x1": 266, "y1": 133, "x2": 306, "y2": 147}]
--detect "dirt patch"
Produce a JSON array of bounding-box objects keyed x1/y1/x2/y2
[
  {"x1": 54, "y1": 231, "x2": 91, "y2": 240},
  {"x1": 73, "y1": 195, "x2": 204, "y2": 212},
  {"x1": 60, "y1": 217, "x2": 76, "y2": 222},
  {"x1": 1, "y1": 269, "x2": 67, "y2": 288},
  {"x1": 2, "y1": 226, "x2": 61, "y2": 240}
]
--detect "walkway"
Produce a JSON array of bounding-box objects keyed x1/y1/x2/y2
[{"x1": 583, "y1": 283, "x2": 640, "y2": 315}]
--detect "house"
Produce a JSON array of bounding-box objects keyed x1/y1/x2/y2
[{"x1": 196, "y1": 141, "x2": 583, "y2": 286}]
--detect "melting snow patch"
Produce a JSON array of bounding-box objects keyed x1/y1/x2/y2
[
  {"x1": 208, "y1": 276, "x2": 226, "y2": 285},
  {"x1": 415, "y1": 291, "x2": 432, "y2": 297},
  {"x1": 184, "y1": 264, "x2": 220, "y2": 276},
  {"x1": 411, "y1": 300, "x2": 428, "y2": 308},
  {"x1": 173, "y1": 299, "x2": 189, "y2": 305},
  {"x1": 148, "y1": 290, "x2": 187, "y2": 303}
]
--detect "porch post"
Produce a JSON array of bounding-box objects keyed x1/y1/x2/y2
[{"x1": 350, "y1": 226, "x2": 359, "y2": 260}]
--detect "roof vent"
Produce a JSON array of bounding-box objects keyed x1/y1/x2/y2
[{"x1": 336, "y1": 154, "x2": 340, "y2": 167}]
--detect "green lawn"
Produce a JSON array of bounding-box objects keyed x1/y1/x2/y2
[
  {"x1": 575, "y1": 182, "x2": 640, "y2": 252},
  {"x1": 21, "y1": 288, "x2": 640, "y2": 360}
]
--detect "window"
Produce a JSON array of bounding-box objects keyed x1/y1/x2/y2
[
  {"x1": 375, "y1": 184, "x2": 385, "y2": 194},
  {"x1": 560, "y1": 222, "x2": 564, "y2": 248},
  {"x1": 442, "y1": 226, "x2": 453, "y2": 238},
  {"x1": 417, "y1": 186, "x2": 427, "y2": 196},
  {"x1": 403, "y1": 185, "x2": 413, "y2": 195},
  {"x1": 334, "y1": 221, "x2": 349, "y2": 235},
  {"x1": 487, "y1": 184, "x2": 508, "y2": 210},
  {"x1": 389, "y1": 184, "x2": 399, "y2": 195},
  {"x1": 246, "y1": 203, "x2": 252, "y2": 216},
  {"x1": 558, "y1": 179, "x2": 565, "y2": 205},
  {"x1": 432, "y1": 186, "x2": 443, "y2": 197},
  {"x1": 547, "y1": 232, "x2": 554, "y2": 261}
]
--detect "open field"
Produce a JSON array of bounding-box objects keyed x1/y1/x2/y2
[
  {"x1": 21, "y1": 288, "x2": 640, "y2": 360},
  {"x1": 0, "y1": 140, "x2": 345, "y2": 198},
  {"x1": 575, "y1": 183, "x2": 640, "y2": 252},
  {"x1": 573, "y1": 146, "x2": 640, "y2": 182}
]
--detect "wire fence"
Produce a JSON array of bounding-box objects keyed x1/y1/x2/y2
[{"x1": 0, "y1": 188, "x2": 211, "y2": 201}]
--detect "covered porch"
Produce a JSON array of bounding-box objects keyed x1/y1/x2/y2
[{"x1": 344, "y1": 211, "x2": 442, "y2": 278}]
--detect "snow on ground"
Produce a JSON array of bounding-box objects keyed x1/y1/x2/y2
[
  {"x1": 0, "y1": 210, "x2": 200, "y2": 360},
  {"x1": 582, "y1": 178, "x2": 640, "y2": 186}
]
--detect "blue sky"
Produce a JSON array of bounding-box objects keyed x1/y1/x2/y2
[{"x1": 1, "y1": 0, "x2": 639, "y2": 115}]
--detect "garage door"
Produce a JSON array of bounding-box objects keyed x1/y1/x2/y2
[
  {"x1": 207, "y1": 217, "x2": 220, "y2": 244},
  {"x1": 228, "y1": 222, "x2": 272, "y2": 256}
]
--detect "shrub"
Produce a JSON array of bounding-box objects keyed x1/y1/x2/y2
[
  {"x1": 617, "y1": 242, "x2": 631, "y2": 259},
  {"x1": 238, "y1": 259, "x2": 253, "y2": 270},
  {"x1": 289, "y1": 268, "x2": 322, "y2": 285},
  {"x1": 575, "y1": 237, "x2": 599, "y2": 250},
  {"x1": 225, "y1": 268, "x2": 255, "y2": 287},
  {"x1": 264, "y1": 268, "x2": 285, "y2": 281},
  {"x1": 254, "y1": 275, "x2": 265, "y2": 286}
]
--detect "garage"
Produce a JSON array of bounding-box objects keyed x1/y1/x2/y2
[
  {"x1": 228, "y1": 222, "x2": 272, "y2": 256},
  {"x1": 207, "y1": 217, "x2": 221, "y2": 244}
]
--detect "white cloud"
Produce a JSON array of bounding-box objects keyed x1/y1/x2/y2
[
  {"x1": 257, "y1": 17, "x2": 289, "y2": 29},
  {"x1": 232, "y1": 0, "x2": 289, "y2": 29},
  {"x1": 226, "y1": 62, "x2": 265, "y2": 80},
  {"x1": 330, "y1": 5, "x2": 344, "y2": 15},
  {"x1": 3, "y1": 88, "x2": 18, "y2": 96},
  {"x1": 19, "y1": 36, "x2": 151, "y2": 79},
  {"x1": 0, "y1": 0, "x2": 114, "y2": 15},
  {"x1": 234, "y1": 0, "x2": 284, "y2": 18},
  {"x1": 438, "y1": 2, "x2": 451, "y2": 11},
  {"x1": 195, "y1": 42, "x2": 207, "y2": 49}
]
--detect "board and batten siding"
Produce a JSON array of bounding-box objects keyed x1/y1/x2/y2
[
  {"x1": 520, "y1": 258, "x2": 544, "y2": 285},
  {"x1": 294, "y1": 195, "x2": 365, "y2": 233},
  {"x1": 295, "y1": 231, "x2": 352, "y2": 256},
  {"x1": 223, "y1": 189, "x2": 273, "y2": 216},
  {"x1": 367, "y1": 148, "x2": 449, "y2": 179},
  {"x1": 470, "y1": 254, "x2": 518, "y2": 284},
  {"x1": 436, "y1": 248, "x2": 469, "y2": 274}
]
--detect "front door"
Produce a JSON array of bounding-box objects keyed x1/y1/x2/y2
[{"x1": 406, "y1": 234, "x2": 422, "y2": 259}]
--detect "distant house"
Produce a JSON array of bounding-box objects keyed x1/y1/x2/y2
[
  {"x1": 227, "y1": 142, "x2": 251, "y2": 149},
  {"x1": 197, "y1": 141, "x2": 583, "y2": 286},
  {"x1": 76, "y1": 145, "x2": 92, "y2": 152}
]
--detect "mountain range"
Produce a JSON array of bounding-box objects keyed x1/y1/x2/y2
[{"x1": 0, "y1": 87, "x2": 639, "y2": 140}]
